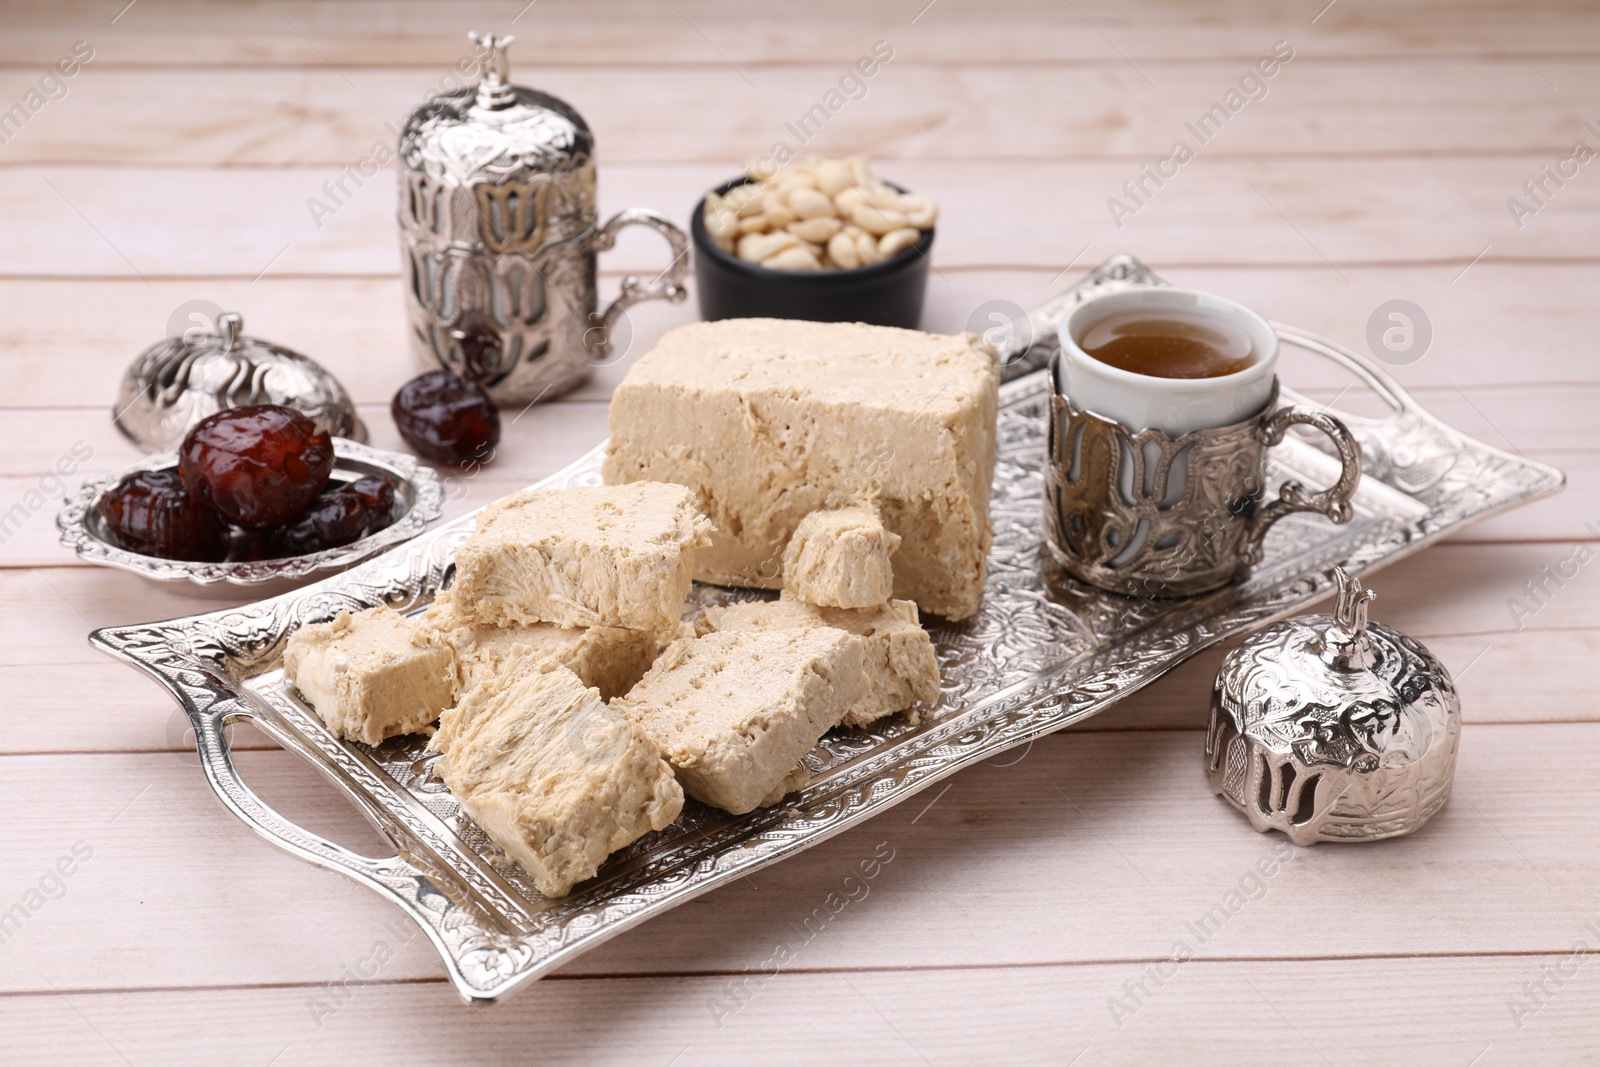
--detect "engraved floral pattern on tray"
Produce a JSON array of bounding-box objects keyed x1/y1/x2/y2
[{"x1": 90, "y1": 256, "x2": 1564, "y2": 1003}]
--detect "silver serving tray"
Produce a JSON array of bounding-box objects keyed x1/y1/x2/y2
[
  {"x1": 90, "y1": 257, "x2": 1564, "y2": 1002},
  {"x1": 58, "y1": 439, "x2": 445, "y2": 598}
]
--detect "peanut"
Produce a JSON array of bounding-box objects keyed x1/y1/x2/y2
[
  {"x1": 855, "y1": 230, "x2": 884, "y2": 266},
  {"x1": 788, "y1": 215, "x2": 844, "y2": 243},
  {"x1": 827, "y1": 230, "x2": 861, "y2": 269},
  {"x1": 737, "y1": 231, "x2": 799, "y2": 263},
  {"x1": 879, "y1": 227, "x2": 921, "y2": 258},
  {"x1": 899, "y1": 195, "x2": 937, "y2": 228},
  {"x1": 787, "y1": 186, "x2": 835, "y2": 220},
  {"x1": 834, "y1": 187, "x2": 867, "y2": 216},
  {"x1": 761, "y1": 194, "x2": 797, "y2": 229},
  {"x1": 851, "y1": 203, "x2": 907, "y2": 236},
  {"x1": 706, "y1": 209, "x2": 740, "y2": 243},
  {"x1": 773, "y1": 172, "x2": 817, "y2": 196},
  {"x1": 863, "y1": 184, "x2": 903, "y2": 210},
  {"x1": 729, "y1": 185, "x2": 765, "y2": 217},
  {"x1": 816, "y1": 159, "x2": 851, "y2": 197},
  {"x1": 762, "y1": 245, "x2": 823, "y2": 271}
]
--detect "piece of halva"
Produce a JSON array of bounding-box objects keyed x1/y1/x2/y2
[
  {"x1": 760, "y1": 763, "x2": 811, "y2": 808},
  {"x1": 783, "y1": 505, "x2": 901, "y2": 609},
  {"x1": 431, "y1": 654, "x2": 683, "y2": 898},
  {"x1": 602, "y1": 318, "x2": 999, "y2": 620},
  {"x1": 700, "y1": 596, "x2": 940, "y2": 727},
  {"x1": 450, "y1": 482, "x2": 714, "y2": 633},
  {"x1": 423, "y1": 592, "x2": 664, "y2": 701},
  {"x1": 616, "y1": 628, "x2": 864, "y2": 815},
  {"x1": 283, "y1": 606, "x2": 456, "y2": 746}
]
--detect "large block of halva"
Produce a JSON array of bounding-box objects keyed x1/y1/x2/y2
[
  {"x1": 616, "y1": 628, "x2": 864, "y2": 815},
  {"x1": 700, "y1": 596, "x2": 940, "y2": 727},
  {"x1": 450, "y1": 482, "x2": 713, "y2": 633},
  {"x1": 431, "y1": 654, "x2": 683, "y2": 898},
  {"x1": 602, "y1": 319, "x2": 998, "y2": 620},
  {"x1": 284, "y1": 606, "x2": 456, "y2": 746}
]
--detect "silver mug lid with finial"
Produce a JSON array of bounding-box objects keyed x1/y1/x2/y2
[
  {"x1": 113, "y1": 310, "x2": 366, "y2": 452},
  {"x1": 398, "y1": 32, "x2": 594, "y2": 191},
  {"x1": 1205, "y1": 566, "x2": 1462, "y2": 845}
]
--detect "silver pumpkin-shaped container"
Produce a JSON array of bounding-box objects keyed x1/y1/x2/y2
[
  {"x1": 1205, "y1": 567, "x2": 1462, "y2": 845},
  {"x1": 397, "y1": 33, "x2": 689, "y2": 405}
]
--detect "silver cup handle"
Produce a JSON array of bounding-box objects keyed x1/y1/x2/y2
[
  {"x1": 584, "y1": 209, "x2": 690, "y2": 359},
  {"x1": 1242, "y1": 406, "x2": 1364, "y2": 565}
]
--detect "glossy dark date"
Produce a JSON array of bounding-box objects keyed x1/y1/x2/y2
[
  {"x1": 266, "y1": 475, "x2": 398, "y2": 557},
  {"x1": 391, "y1": 371, "x2": 500, "y2": 468},
  {"x1": 344, "y1": 474, "x2": 397, "y2": 515},
  {"x1": 98, "y1": 468, "x2": 230, "y2": 562},
  {"x1": 179, "y1": 405, "x2": 335, "y2": 528}
]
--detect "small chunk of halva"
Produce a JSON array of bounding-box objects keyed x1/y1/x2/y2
[
  {"x1": 431, "y1": 654, "x2": 683, "y2": 898},
  {"x1": 423, "y1": 591, "x2": 665, "y2": 701},
  {"x1": 617, "y1": 628, "x2": 864, "y2": 815},
  {"x1": 782, "y1": 505, "x2": 901, "y2": 609},
  {"x1": 450, "y1": 482, "x2": 714, "y2": 632},
  {"x1": 284, "y1": 606, "x2": 456, "y2": 746},
  {"x1": 700, "y1": 596, "x2": 940, "y2": 726}
]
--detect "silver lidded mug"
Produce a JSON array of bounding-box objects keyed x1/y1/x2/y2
[
  {"x1": 397, "y1": 33, "x2": 689, "y2": 405},
  {"x1": 1044, "y1": 287, "x2": 1363, "y2": 598}
]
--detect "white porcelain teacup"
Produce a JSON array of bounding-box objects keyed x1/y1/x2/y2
[
  {"x1": 1044, "y1": 285, "x2": 1363, "y2": 598},
  {"x1": 1055, "y1": 286, "x2": 1279, "y2": 436}
]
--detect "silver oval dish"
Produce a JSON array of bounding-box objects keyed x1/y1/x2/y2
[{"x1": 56, "y1": 439, "x2": 445, "y2": 598}]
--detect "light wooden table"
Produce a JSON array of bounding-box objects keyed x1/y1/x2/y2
[{"x1": 2, "y1": 2, "x2": 1597, "y2": 1063}]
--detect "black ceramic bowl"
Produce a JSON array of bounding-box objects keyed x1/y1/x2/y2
[{"x1": 691, "y1": 176, "x2": 934, "y2": 328}]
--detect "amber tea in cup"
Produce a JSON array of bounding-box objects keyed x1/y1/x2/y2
[
  {"x1": 1056, "y1": 287, "x2": 1279, "y2": 436},
  {"x1": 1078, "y1": 309, "x2": 1255, "y2": 380}
]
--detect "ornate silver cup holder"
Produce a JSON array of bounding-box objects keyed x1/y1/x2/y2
[
  {"x1": 1045, "y1": 379, "x2": 1366, "y2": 598},
  {"x1": 88, "y1": 256, "x2": 1563, "y2": 1002}
]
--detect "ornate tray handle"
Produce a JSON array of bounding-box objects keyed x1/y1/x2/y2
[
  {"x1": 196, "y1": 701, "x2": 404, "y2": 883},
  {"x1": 193, "y1": 696, "x2": 523, "y2": 1000},
  {"x1": 1270, "y1": 321, "x2": 1410, "y2": 416}
]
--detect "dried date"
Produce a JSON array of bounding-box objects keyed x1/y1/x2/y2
[
  {"x1": 391, "y1": 371, "x2": 500, "y2": 468},
  {"x1": 179, "y1": 405, "x2": 335, "y2": 528},
  {"x1": 98, "y1": 468, "x2": 230, "y2": 561}
]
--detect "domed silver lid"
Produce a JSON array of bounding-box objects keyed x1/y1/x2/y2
[
  {"x1": 1205, "y1": 567, "x2": 1462, "y2": 844},
  {"x1": 113, "y1": 311, "x2": 366, "y2": 452},
  {"x1": 398, "y1": 33, "x2": 593, "y2": 189}
]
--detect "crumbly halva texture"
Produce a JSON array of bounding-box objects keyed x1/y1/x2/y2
[
  {"x1": 699, "y1": 596, "x2": 940, "y2": 726},
  {"x1": 602, "y1": 318, "x2": 999, "y2": 620},
  {"x1": 782, "y1": 505, "x2": 901, "y2": 609},
  {"x1": 760, "y1": 764, "x2": 811, "y2": 808},
  {"x1": 430, "y1": 654, "x2": 683, "y2": 898},
  {"x1": 422, "y1": 591, "x2": 665, "y2": 701},
  {"x1": 450, "y1": 481, "x2": 714, "y2": 633},
  {"x1": 283, "y1": 606, "x2": 456, "y2": 747},
  {"x1": 616, "y1": 628, "x2": 865, "y2": 815}
]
